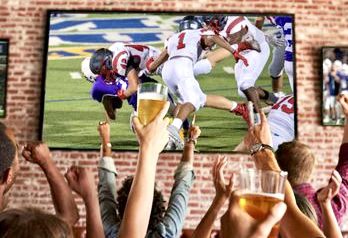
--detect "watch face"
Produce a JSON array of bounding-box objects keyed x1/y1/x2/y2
[{"x1": 251, "y1": 143, "x2": 262, "y2": 153}]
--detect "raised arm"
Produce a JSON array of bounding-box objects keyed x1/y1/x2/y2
[
  {"x1": 118, "y1": 102, "x2": 170, "y2": 238},
  {"x1": 245, "y1": 112, "x2": 325, "y2": 238},
  {"x1": 22, "y1": 143, "x2": 79, "y2": 226},
  {"x1": 192, "y1": 156, "x2": 233, "y2": 238},
  {"x1": 154, "y1": 125, "x2": 201, "y2": 237},
  {"x1": 65, "y1": 166, "x2": 104, "y2": 238},
  {"x1": 317, "y1": 170, "x2": 343, "y2": 238},
  {"x1": 98, "y1": 121, "x2": 112, "y2": 158}
]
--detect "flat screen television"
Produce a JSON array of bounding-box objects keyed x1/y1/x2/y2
[
  {"x1": 0, "y1": 39, "x2": 8, "y2": 118},
  {"x1": 322, "y1": 47, "x2": 348, "y2": 126},
  {"x1": 40, "y1": 11, "x2": 296, "y2": 152}
]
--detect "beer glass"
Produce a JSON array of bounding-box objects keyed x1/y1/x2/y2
[
  {"x1": 137, "y1": 82, "x2": 168, "y2": 125},
  {"x1": 238, "y1": 169, "x2": 287, "y2": 238}
]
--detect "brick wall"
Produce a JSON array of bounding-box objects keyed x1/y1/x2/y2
[{"x1": 1, "y1": 0, "x2": 348, "y2": 231}]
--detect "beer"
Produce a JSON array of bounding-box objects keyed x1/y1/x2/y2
[
  {"x1": 239, "y1": 192, "x2": 284, "y2": 238},
  {"x1": 138, "y1": 92, "x2": 166, "y2": 125}
]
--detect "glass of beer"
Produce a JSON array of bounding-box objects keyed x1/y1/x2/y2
[
  {"x1": 137, "y1": 82, "x2": 168, "y2": 125},
  {"x1": 238, "y1": 169, "x2": 288, "y2": 238}
]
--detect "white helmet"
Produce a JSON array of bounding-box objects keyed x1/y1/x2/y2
[
  {"x1": 333, "y1": 60, "x2": 343, "y2": 70},
  {"x1": 81, "y1": 57, "x2": 97, "y2": 83}
]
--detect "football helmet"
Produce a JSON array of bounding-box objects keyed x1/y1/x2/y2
[
  {"x1": 333, "y1": 60, "x2": 343, "y2": 70},
  {"x1": 89, "y1": 48, "x2": 113, "y2": 75},
  {"x1": 178, "y1": 15, "x2": 203, "y2": 32},
  {"x1": 81, "y1": 57, "x2": 97, "y2": 83},
  {"x1": 203, "y1": 15, "x2": 227, "y2": 31}
]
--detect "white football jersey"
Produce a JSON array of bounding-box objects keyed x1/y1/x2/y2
[
  {"x1": 268, "y1": 95, "x2": 295, "y2": 150},
  {"x1": 221, "y1": 16, "x2": 266, "y2": 43},
  {"x1": 108, "y1": 42, "x2": 160, "y2": 76},
  {"x1": 166, "y1": 29, "x2": 205, "y2": 63}
]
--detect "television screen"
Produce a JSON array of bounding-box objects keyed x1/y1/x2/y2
[
  {"x1": 0, "y1": 39, "x2": 8, "y2": 118},
  {"x1": 41, "y1": 11, "x2": 296, "y2": 152},
  {"x1": 322, "y1": 47, "x2": 348, "y2": 126}
]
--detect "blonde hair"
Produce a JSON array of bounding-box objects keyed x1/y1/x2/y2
[{"x1": 276, "y1": 140, "x2": 315, "y2": 186}]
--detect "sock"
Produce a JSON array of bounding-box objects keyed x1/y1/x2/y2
[
  {"x1": 172, "y1": 118, "x2": 183, "y2": 130},
  {"x1": 193, "y1": 59, "x2": 212, "y2": 76},
  {"x1": 230, "y1": 101, "x2": 238, "y2": 111}
]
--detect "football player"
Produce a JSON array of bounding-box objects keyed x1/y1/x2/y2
[
  {"x1": 264, "y1": 16, "x2": 294, "y2": 93},
  {"x1": 184, "y1": 15, "x2": 278, "y2": 123},
  {"x1": 255, "y1": 16, "x2": 287, "y2": 97},
  {"x1": 235, "y1": 95, "x2": 294, "y2": 151},
  {"x1": 328, "y1": 60, "x2": 343, "y2": 122},
  {"x1": 149, "y1": 15, "x2": 251, "y2": 150},
  {"x1": 323, "y1": 58, "x2": 332, "y2": 124},
  {"x1": 85, "y1": 43, "x2": 161, "y2": 120}
]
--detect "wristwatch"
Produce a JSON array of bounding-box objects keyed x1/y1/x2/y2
[
  {"x1": 185, "y1": 138, "x2": 197, "y2": 146},
  {"x1": 101, "y1": 142, "x2": 112, "y2": 149},
  {"x1": 250, "y1": 143, "x2": 273, "y2": 156}
]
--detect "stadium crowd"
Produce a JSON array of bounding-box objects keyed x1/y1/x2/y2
[{"x1": 0, "y1": 94, "x2": 347, "y2": 238}]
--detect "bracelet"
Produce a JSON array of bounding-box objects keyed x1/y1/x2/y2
[
  {"x1": 185, "y1": 138, "x2": 197, "y2": 146},
  {"x1": 250, "y1": 143, "x2": 273, "y2": 156},
  {"x1": 101, "y1": 143, "x2": 112, "y2": 148}
]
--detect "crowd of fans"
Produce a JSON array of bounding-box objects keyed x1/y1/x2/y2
[{"x1": 0, "y1": 94, "x2": 347, "y2": 238}]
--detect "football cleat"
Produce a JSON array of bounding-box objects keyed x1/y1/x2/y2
[
  {"x1": 166, "y1": 125, "x2": 184, "y2": 150},
  {"x1": 231, "y1": 103, "x2": 252, "y2": 127}
]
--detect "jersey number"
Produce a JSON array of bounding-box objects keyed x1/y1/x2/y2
[
  {"x1": 177, "y1": 32, "x2": 186, "y2": 49},
  {"x1": 272, "y1": 96, "x2": 294, "y2": 114}
]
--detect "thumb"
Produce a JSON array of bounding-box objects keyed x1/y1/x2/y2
[
  {"x1": 260, "y1": 110, "x2": 267, "y2": 125},
  {"x1": 327, "y1": 187, "x2": 332, "y2": 200},
  {"x1": 132, "y1": 116, "x2": 143, "y2": 134},
  {"x1": 254, "y1": 202, "x2": 286, "y2": 237}
]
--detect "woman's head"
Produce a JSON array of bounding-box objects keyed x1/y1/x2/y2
[{"x1": 0, "y1": 207, "x2": 73, "y2": 238}]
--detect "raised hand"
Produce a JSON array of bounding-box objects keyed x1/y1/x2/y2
[
  {"x1": 213, "y1": 156, "x2": 233, "y2": 201},
  {"x1": 22, "y1": 142, "x2": 51, "y2": 167},
  {"x1": 317, "y1": 170, "x2": 342, "y2": 204},
  {"x1": 244, "y1": 111, "x2": 273, "y2": 150},
  {"x1": 98, "y1": 121, "x2": 110, "y2": 144},
  {"x1": 188, "y1": 125, "x2": 201, "y2": 146},
  {"x1": 220, "y1": 192, "x2": 286, "y2": 238},
  {"x1": 65, "y1": 166, "x2": 95, "y2": 200},
  {"x1": 132, "y1": 101, "x2": 170, "y2": 155}
]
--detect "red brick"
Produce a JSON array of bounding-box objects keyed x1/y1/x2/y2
[{"x1": 1, "y1": 0, "x2": 348, "y2": 231}]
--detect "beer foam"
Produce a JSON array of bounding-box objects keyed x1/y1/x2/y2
[
  {"x1": 138, "y1": 92, "x2": 166, "y2": 100},
  {"x1": 240, "y1": 192, "x2": 285, "y2": 200}
]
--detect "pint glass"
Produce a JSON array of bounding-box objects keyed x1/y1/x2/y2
[
  {"x1": 238, "y1": 169, "x2": 287, "y2": 238},
  {"x1": 137, "y1": 83, "x2": 168, "y2": 125}
]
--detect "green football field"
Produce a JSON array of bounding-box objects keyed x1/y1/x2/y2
[{"x1": 43, "y1": 54, "x2": 291, "y2": 152}]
